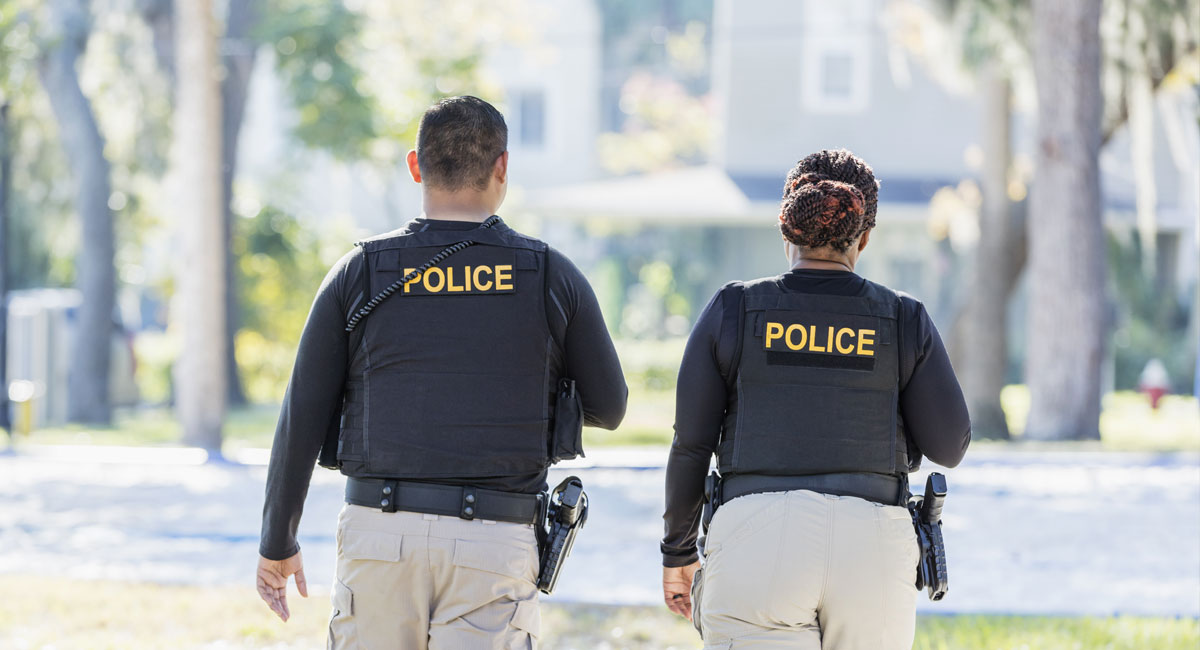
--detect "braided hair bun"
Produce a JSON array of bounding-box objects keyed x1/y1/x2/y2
[{"x1": 778, "y1": 149, "x2": 879, "y2": 252}]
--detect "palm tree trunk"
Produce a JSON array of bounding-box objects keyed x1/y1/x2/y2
[
  {"x1": 1025, "y1": 0, "x2": 1107, "y2": 440},
  {"x1": 174, "y1": 0, "x2": 227, "y2": 451},
  {"x1": 960, "y1": 69, "x2": 1025, "y2": 440},
  {"x1": 0, "y1": 102, "x2": 10, "y2": 433},
  {"x1": 38, "y1": 0, "x2": 115, "y2": 425},
  {"x1": 221, "y1": 0, "x2": 260, "y2": 407}
]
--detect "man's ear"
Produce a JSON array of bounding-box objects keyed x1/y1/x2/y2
[
  {"x1": 494, "y1": 151, "x2": 509, "y2": 185},
  {"x1": 858, "y1": 228, "x2": 872, "y2": 252},
  {"x1": 406, "y1": 150, "x2": 422, "y2": 183}
]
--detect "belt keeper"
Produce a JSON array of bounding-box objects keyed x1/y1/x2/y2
[
  {"x1": 381, "y1": 480, "x2": 398, "y2": 513},
  {"x1": 460, "y1": 487, "x2": 477, "y2": 520}
]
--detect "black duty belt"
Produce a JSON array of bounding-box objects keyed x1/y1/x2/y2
[
  {"x1": 721, "y1": 472, "x2": 908, "y2": 507},
  {"x1": 345, "y1": 477, "x2": 542, "y2": 525}
]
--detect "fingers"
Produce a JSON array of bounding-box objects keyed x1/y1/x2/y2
[
  {"x1": 665, "y1": 592, "x2": 692, "y2": 619},
  {"x1": 256, "y1": 577, "x2": 287, "y2": 621},
  {"x1": 294, "y1": 568, "x2": 308, "y2": 598}
]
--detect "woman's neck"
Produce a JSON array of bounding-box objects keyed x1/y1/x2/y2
[{"x1": 788, "y1": 246, "x2": 855, "y2": 272}]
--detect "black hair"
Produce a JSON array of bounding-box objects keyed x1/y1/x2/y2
[
  {"x1": 779, "y1": 149, "x2": 880, "y2": 251},
  {"x1": 416, "y1": 96, "x2": 508, "y2": 191}
]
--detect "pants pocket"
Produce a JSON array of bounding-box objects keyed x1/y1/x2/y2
[
  {"x1": 509, "y1": 599, "x2": 540, "y2": 649},
  {"x1": 690, "y1": 565, "x2": 705, "y2": 639},
  {"x1": 327, "y1": 580, "x2": 357, "y2": 650}
]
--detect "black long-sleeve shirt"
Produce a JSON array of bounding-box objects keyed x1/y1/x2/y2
[
  {"x1": 260, "y1": 217, "x2": 628, "y2": 560},
  {"x1": 661, "y1": 269, "x2": 972, "y2": 567}
]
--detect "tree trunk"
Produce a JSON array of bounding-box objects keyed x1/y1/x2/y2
[
  {"x1": 959, "y1": 69, "x2": 1025, "y2": 440},
  {"x1": 0, "y1": 103, "x2": 10, "y2": 433},
  {"x1": 38, "y1": 0, "x2": 115, "y2": 425},
  {"x1": 1025, "y1": 0, "x2": 1107, "y2": 441},
  {"x1": 221, "y1": 0, "x2": 260, "y2": 407},
  {"x1": 173, "y1": 0, "x2": 227, "y2": 451}
]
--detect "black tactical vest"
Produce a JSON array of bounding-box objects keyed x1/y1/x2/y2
[
  {"x1": 718, "y1": 276, "x2": 908, "y2": 477},
  {"x1": 337, "y1": 224, "x2": 554, "y2": 479}
]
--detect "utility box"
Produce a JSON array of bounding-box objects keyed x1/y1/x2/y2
[{"x1": 6, "y1": 289, "x2": 78, "y2": 428}]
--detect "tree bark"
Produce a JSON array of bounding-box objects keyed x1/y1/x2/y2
[
  {"x1": 0, "y1": 103, "x2": 10, "y2": 432},
  {"x1": 959, "y1": 69, "x2": 1025, "y2": 440},
  {"x1": 221, "y1": 0, "x2": 259, "y2": 407},
  {"x1": 38, "y1": 0, "x2": 115, "y2": 425},
  {"x1": 1025, "y1": 0, "x2": 1107, "y2": 440},
  {"x1": 173, "y1": 0, "x2": 227, "y2": 451}
]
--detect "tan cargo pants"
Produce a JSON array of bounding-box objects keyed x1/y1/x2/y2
[
  {"x1": 692, "y1": 489, "x2": 919, "y2": 649},
  {"x1": 328, "y1": 503, "x2": 541, "y2": 649}
]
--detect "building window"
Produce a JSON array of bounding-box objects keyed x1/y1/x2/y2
[
  {"x1": 800, "y1": 0, "x2": 871, "y2": 113},
  {"x1": 517, "y1": 90, "x2": 546, "y2": 149}
]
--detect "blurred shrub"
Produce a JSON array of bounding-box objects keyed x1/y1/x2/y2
[
  {"x1": 1108, "y1": 231, "x2": 1195, "y2": 392},
  {"x1": 614, "y1": 337, "x2": 686, "y2": 393},
  {"x1": 132, "y1": 330, "x2": 175, "y2": 405},
  {"x1": 234, "y1": 204, "x2": 345, "y2": 403}
]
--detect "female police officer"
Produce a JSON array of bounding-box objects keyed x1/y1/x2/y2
[{"x1": 661, "y1": 149, "x2": 971, "y2": 649}]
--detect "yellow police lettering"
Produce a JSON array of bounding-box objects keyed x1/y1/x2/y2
[
  {"x1": 835, "y1": 328, "x2": 855, "y2": 354},
  {"x1": 765, "y1": 322, "x2": 784, "y2": 348},
  {"x1": 808, "y1": 325, "x2": 826, "y2": 353},
  {"x1": 495, "y1": 264, "x2": 514, "y2": 291},
  {"x1": 403, "y1": 268, "x2": 420, "y2": 293},
  {"x1": 423, "y1": 267, "x2": 446, "y2": 292},
  {"x1": 473, "y1": 265, "x2": 493, "y2": 291},
  {"x1": 857, "y1": 329, "x2": 875, "y2": 356},
  {"x1": 785, "y1": 324, "x2": 806, "y2": 350},
  {"x1": 464, "y1": 266, "x2": 474, "y2": 291},
  {"x1": 446, "y1": 267, "x2": 465, "y2": 292}
]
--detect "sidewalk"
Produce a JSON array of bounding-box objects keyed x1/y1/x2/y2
[{"x1": 0, "y1": 444, "x2": 1197, "y2": 616}]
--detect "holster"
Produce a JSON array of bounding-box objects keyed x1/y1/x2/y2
[
  {"x1": 698, "y1": 471, "x2": 722, "y2": 555},
  {"x1": 536, "y1": 476, "x2": 588, "y2": 594},
  {"x1": 909, "y1": 472, "x2": 949, "y2": 601}
]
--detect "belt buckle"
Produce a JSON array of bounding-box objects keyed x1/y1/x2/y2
[
  {"x1": 380, "y1": 480, "x2": 399, "y2": 513},
  {"x1": 459, "y1": 487, "x2": 477, "y2": 520}
]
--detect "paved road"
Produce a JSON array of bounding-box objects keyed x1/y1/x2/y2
[{"x1": 0, "y1": 445, "x2": 1196, "y2": 616}]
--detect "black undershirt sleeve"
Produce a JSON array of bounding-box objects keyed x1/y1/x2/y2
[
  {"x1": 661, "y1": 287, "x2": 733, "y2": 567},
  {"x1": 259, "y1": 248, "x2": 358, "y2": 560},
  {"x1": 897, "y1": 298, "x2": 972, "y2": 468},
  {"x1": 547, "y1": 248, "x2": 628, "y2": 430}
]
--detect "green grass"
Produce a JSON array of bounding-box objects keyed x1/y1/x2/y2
[
  {"x1": 6, "y1": 385, "x2": 1197, "y2": 454},
  {"x1": 0, "y1": 577, "x2": 1194, "y2": 649}
]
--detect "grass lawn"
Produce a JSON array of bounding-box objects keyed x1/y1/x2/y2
[
  {"x1": 7, "y1": 385, "x2": 1197, "y2": 453},
  {"x1": 0, "y1": 577, "x2": 1195, "y2": 649}
]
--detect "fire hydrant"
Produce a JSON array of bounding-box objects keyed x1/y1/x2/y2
[{"x1": 1138, "y1": 359, "x2": 1170, "y2": 410}]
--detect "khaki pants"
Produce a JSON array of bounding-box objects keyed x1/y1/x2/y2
[
  {"x1": 328, "y1": 504, "x2": 541, "y2": 650},
  {"x1": 693, "y1": 490, "x2": 919, "y2": 650}
]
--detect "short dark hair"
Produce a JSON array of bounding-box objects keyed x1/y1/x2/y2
[
  {"x1": 779, "y1": 149, "x2": 880, "y2": 251},
  {"x1": 416, "y1": 96, "x2": 508, "y2": 191}
]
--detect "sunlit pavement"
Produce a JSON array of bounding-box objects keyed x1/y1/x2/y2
[{"x1": 0, "y1": 445, "x2": 1196, "y2": 616}]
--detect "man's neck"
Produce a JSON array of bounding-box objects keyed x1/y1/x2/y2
[{"x1": 421, "y1": 192, "x2": 495, "y2": 222}]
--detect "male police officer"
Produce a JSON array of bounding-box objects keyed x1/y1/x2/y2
[{"x1": 256, "y1": 96, "x2": 627, "y2": 648}]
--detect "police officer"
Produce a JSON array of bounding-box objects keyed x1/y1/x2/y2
[
  {"x1": 256, "y1": 96, "x2": 628, "y2": 649},
  {"x1": 660, "y1": 149, "x2": 971, "y2": 649}
]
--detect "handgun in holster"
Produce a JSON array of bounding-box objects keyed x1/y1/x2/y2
[
  {"x1": 698, "y1": 471, "x2": 722, "y2": 555},
  {"x1": 908, "y1": 472, "x2": 949, "y2": 601},
  {"x1": 536, "y1": 476, "x2": 588, "y2": 594}
]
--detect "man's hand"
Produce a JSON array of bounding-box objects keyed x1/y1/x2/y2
[
  {"x1": 257, "y1": 551, "x2": 308, "y2": 622},
  {"x1": 663, "y1": 561, "x2": 701, "y2": 621}
]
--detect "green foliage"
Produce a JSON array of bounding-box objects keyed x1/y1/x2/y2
[
  {"x1": 233, "y1": 204, "x2": 345, "y2": 402},
  {"x1": 1108, "y1": 231, "x2": 1196, "y2": 392},
  {"x1": 0, "y1": 6, "x2": 75, "y2": 289},
  {"x1": 261, "y1": 0, "x2": 378, "y2": 159}
]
